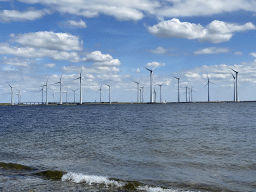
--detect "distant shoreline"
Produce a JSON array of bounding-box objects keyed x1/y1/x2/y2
[{"x1": 1, "y1": 100, "x2": 256, "y2": 106}]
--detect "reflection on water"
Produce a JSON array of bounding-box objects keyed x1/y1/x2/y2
[{"x1": 0, "y1": 103, "x2": 256, "y2": 191}]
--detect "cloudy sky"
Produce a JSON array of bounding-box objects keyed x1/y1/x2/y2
[{"x1": 1, "y1": 0, "x2": 256, "y2": 103}]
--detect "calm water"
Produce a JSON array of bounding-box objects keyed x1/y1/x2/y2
[{"x1": 0, "y1": 103, "x2": 255, "y2": 191}]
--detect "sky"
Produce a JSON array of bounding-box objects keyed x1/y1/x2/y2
[{"x1": 1, "y1": 0, "x2": 256, "y2": 103}]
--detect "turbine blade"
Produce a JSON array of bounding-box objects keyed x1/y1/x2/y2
[
  {"x1": 143, "y1": 66, "x2": 151, "y2": 71},
  {"x1": 152, "y1": 66, "x2": 158, "y2": 71}
]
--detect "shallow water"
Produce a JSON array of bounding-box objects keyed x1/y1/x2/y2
[{"x1": 0, "y1": 103, "x2": 256, "y2": 191}]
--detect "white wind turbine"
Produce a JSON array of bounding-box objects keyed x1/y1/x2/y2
[
  {"x1": 55, "y1": 76, "x2": 64, "y2": 104},
  {"x1": 70, "y1": 88, "x2": 79, "y2": 103},
  {"x1": 204, "y1": 76, "x2": 215, "y2": 102},
  {"x1": 229, "y1": 67, "x2": 238, "y2": 102},
  {"x1": 74, "y1": 72, "x2": 85, "y2": 105},
  {"x1": 43, "y1": 79, "x2": 49, "y2": 105},
  {"x1": 98, "y1": 84, "x2": 102, "y2": 103},
  {"x1": 157, "y1": 82, "x2": 165, "y2": 103},
  {"x1": 6, "y1": 82, "x2": 14, "y2": 105},
  {"x1": 173, "y1": 76, "x2": 180, "y2": 103},
  {"x1": 140, "y1": 84, "x2": 145, "y2": 103},
  {"x1": 63, "y1": 91, "x2": 68, "y2": 103},
  {"x1": 52, "y1": 93, "x2": 55, "y2": 103},
  {"x1": 133, "y1": 81, "x2": 140, "y2": 103},
  {"x1": 144, "y1": 66, "x2": 157, "y2": 103},
  {"x1": 230, "y1": 72, "x2": 236, "y2": 102},
  {"x1": 16, "y1": 89, "x2": 21, "y2": 104},
  {"x1": 104, "y1": 83, "x2": 111, "y2": 104},
  {"x1": 153, "y1": 87, "x2": 157, "y2": 103}
]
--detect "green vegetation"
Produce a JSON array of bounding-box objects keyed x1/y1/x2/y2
[
  {"x1": 36, "y1": 170, "x2": 66, "y2": 180},
  {"x1": 0, "y1": 162, "x2": 34, "y2": 171}
]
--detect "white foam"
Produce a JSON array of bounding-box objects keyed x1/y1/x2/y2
[
  {"x1": 61, "y1": 172, "x2": 123, "y2": 187},
  {"x1": 137, "y1": 185, "x2": 195, "y2": 192}
]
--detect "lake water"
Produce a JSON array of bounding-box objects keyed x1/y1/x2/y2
[{"x1": 0, "y1": 103, "x2": 255, "y2": 191}]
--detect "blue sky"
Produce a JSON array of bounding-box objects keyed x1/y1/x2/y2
[{"x1": 1, "y1": 0, "x2": 256, "y2": 103}]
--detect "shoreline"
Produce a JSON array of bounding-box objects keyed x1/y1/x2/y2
[{"x1": 1, "y1": 100, "x2": 256, "y2": 106}]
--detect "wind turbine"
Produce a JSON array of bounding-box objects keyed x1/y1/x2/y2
[
  {"x1": 184, "y1": 85, "x2": 189, "y2": 102},
  {"x1": 74, "y1": 72, "x2": 85, "y2": 105},
  {"x1": 144, "y1": 66, "x2": 157, "y2": 103},
  {"x1": 153, "y1": 87, "x2": 157, "y2": 103},
  {"x1": 133, "y1": 81, "x2": 140, "y2": 103},
  {"x1": 55, "y1": 76, "x2": 64, "y2": 104},
  {"x1": 39, "y1": 86, "x2": 44, "y2": 104},
  {"x1": 204, "y1": 77, "x2": 215, "y2": 102},
  {"x1": 140, "y1": 84, "x2": 145, "y2": 103},
  {"x1": 230, "y1": 72, "x2": 236, "y2": 102},
  {"x1": 70, "y1": 88, "x2": 79, "y2": 104},
  {"x1": 6, "y1": 82, "x2": 14, "y2": 105},
  {"x1": 17, "y1": 89, "x2": 21, "y2": 104},
  {"x1": 63, "y1": 91, "x2": 68, "y2": 103},
  {"x1": 104, "y1": 83, "x2": 111, "y2": 104},
  {"x1": 43, "y1": 79, "x2": 49, "y2": 105},
  {"x1": 229, "y1": 68, "x2": 238, "y2": 102},
  {"x1": 98, "y1": 85, "x2": 102, "y2": 103},
  {"x1": 157, "y1": 82, "x2": 164, "y2": 103},
  {"x1": 173, "y1": 76, "x2": 180, "y2": 102}
]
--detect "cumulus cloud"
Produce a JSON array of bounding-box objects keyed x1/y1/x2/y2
[
  {"x1": 234, "y1": 51, "x2": 243, "y2": 55},
  {"x1": 11, "y1": 31, "x2": 83, "y2": 51},
  {"x1": 0, "y1": 43, "x2": 81, "y2": 62},
  {"x1": 148, "y1": 19, "x2": 255, "y2": 43},
  {"x1": 250, "y1": 52, "x2": 256, "y2": 57},
  {"x1": 0, "y1": 9, "x2": 49, "y2": 22},
  {"x1": 150, "y1": 47, "x2": 171, "y2": 54},
  {"x1": 68, "y1": 19, "x2": 87, "y2": 28},
  {"x1": 194, "y1": 47, "x2": 230, "y2": 55},
  {"x1": 44, "y1": 63, "x2": 56, "y2": 68},
  {"x1": 0, "y1": 57, "x2": 30, "y2": 67},
  {"x1": 146, "y1": 61, "x2": 165, "y2": 68}
]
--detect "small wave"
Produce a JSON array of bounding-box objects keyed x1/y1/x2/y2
[
  {"x1": 61, "y1": 172, "x2": 123, "y2": 187},
  {"x1": 137, "y1": 185, "x2": 194, "y2": 192}
]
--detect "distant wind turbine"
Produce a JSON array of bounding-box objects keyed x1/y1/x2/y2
[
  {"x1": 157, "y1": 82, "x2": 164, "y2": 103},
  {"x1": 104, "y1": 83, "x2": 111, "y2": 104},
  {"x1": 70, "y1": 88, "x2": 79, "y2": 104},
  {"x1": 55, "y1": 76, "x2": 64, "y2": 104},
  {"x1": 230, "y1": 72, "x2": 236, "y2": 102},
  {"x1": 52, "y1": 93, "x2": 55, "y2": 103},
  {"x1": 140, "y1": 84, "x2": 145, "y2": 103},
  {"x1": 43, "y1": 79, "x2": 49, "y2": 105},
  {"x1": 204, "y1": 77, "x2": 215, "y2": 102},
  {"x1": 63, "y1": 91, "x2": 68, "y2": 103},
  {"x1": 17, "y1": 89, "x2": 21, "y2": 104},
  {"x1": 74, "y1": 72, "x2": 85, "y2": 104},
  {"x1": 153, "y1": 87, "x2": 157, "y2": 103},
  {"x1": 229, "y1": 68, "x2": 238, "y2": 102},
  {"x1": 133, "y1": 81, "x2": 140, "y2": 103},
  {"x1": 173, "y1": 76, "x2": 180, "y2": 102},
  {"x1": 98, "y1": 85, "x2": 102, "y2": 103},
  {"x1": 144, "y1": 66, "x2": 157, "y2": 103},
  {"x1": 6, "y1": 81, "x2": 14, "y2": 105}
]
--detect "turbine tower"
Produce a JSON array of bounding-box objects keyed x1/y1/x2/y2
[
  {"x1": 157, "y1": 82, "x2": 164, "y2": 103},
  {"x1": 230, "y1": 68, "x2": 238, "y2": 102},
  {"x1": 140, "y1": 85, "x2": 145, "y2": 103},
  {"x1": 204, "y1": 77, "x2": 215, "y2": 102},
  {"x1": 144, "y1": 66, "x2": 157, "y2": 103},
  {"x1": 6, "y1": 82, "x2": 14, "y2": 105},
  {"x1": 70, "y1": 88, "x2": 79, "y2": 104},
  {"x1": 75, "y1": 73, "x2": 85, "y2": 105},
  {"x1": 63, "y1": 91, "x2": 68, "y2": 103},
  {"x1": 230, "y1": 72, "x2": 236, "y2": 102},
  {"x1": 133, "y1": 81, "x2": 140, "y2": 103},
  {"x1": 55, "y1": 76, "x2": 64, "y2": 104},
  {"x1": 105, "y1": 84, "x2": 111, "y2": 104},
  {"x1": 52, "y1": 93, "x2": 55, "y2": 103},
  {"x1": 43, "y1": 79, "x2": 49, "y2": 105},
  {"x1": 98, "y1": 85, "x2": 102, "y2": 103},
  {"x1": 153, "y1": 87, "x2": 157, "y2": 103},
  {"x1": 173, "y1": 76, "x2": 180, "y2": 102},
  {"x1": 17, "y1": 90, "x2": 21, "y2": 104}
]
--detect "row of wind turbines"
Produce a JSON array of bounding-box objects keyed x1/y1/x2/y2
[{"x1": 5, "y1": 66, "x2": 239, "y2": 105}]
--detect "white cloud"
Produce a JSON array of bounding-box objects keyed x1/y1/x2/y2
[
  {"x1": 194, "y1": 47, "x2": 229, "y2": 55},
  {"x1": 146, "y1": 61, "x2": 165, "y2": 68},
  {"x1": 44, "y1": 63, "x2": 56, "y2": 68},
  {"x1": 250, "y1": 52, "x2": 256, "y2": 57},
  {"x1": 0, "y1": 43, "x2": 80, "y2": 62},
  {"x1": 68, "y1": 19, "x2": 87, "y2": 28},
  {"x1": 85, "y1": 51, "x2": 113, "y2": 62},
  {"x1": 11, "y1": 31, "x2": 83, "y2": 51},
  {"x1": 0, "y1": 9, "x2": 49, "y2": 22},
  {"x1": 150, "y1": 47, "x2": 170, "y2": 54},
  {"x1": 136, "y1": 68, "x2": 140, "y2": 73},
  {"x1": 234, "y1": 51, "x2": 243, "y2": 55},
  {"x1": 148, "y1": 19, "x2": 255, "y2": 43}
]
